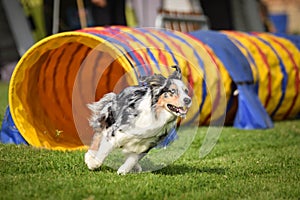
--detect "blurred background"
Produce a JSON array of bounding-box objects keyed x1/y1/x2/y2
[{"x1": 1, "y1": 0, "x2": 299, "y2": 82}]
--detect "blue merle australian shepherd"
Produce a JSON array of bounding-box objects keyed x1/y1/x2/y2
[{"x1": 84, "y1": 66, "x2": 192, "y2": 174}]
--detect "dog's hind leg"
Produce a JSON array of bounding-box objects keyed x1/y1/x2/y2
[{"x1": 117, "y1": 153, "x2": 142, "y2": 175}]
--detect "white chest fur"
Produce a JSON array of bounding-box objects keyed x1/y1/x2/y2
[
  {"x1": 128, "y1": 91, "x2": 174, "y2": 137},
  {"x1": 112, "y1": 92, "x2": 176, "y2": 154}
]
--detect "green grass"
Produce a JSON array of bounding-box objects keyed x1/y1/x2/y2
[
  {"x1": 0, "y1": 81, "x2": 299, "y2": 199},
  {"x1": 0, "y1": 122, "x2": 299, "y2": 200},
  {"x1": 0, "y1": 82, "x2": 9, "y2": 126}
]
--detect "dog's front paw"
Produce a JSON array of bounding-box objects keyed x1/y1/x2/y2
[
  {"x1": 84, "y1": 150, "x2": 96, "y2": 165},
  {"x1": 117, "y1": 163, "x2": 142, "y2": 175},
  {"x1": 117, "y1": 167, "x2": 129, "y2": 175},
  {"x1": 84, "y1": 150, "x2": 102, "y2": 170}
]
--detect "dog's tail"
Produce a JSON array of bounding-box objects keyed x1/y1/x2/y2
[{"x1": 87, "y1": 92, "x2": 117, "y2": 129}]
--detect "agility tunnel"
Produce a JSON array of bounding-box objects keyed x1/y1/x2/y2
[
  {"x1": 189, "y1": 30, "x2": 300, "y2": 128},
  {"x1": 1, "y1": 26, "x2": 300, "y2": 150}
]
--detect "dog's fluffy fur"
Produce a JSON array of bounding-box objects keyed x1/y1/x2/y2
[{"x1": 84, "y1": 66, "x2": 192, "y2": 174}]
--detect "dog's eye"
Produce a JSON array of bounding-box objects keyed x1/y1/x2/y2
[
  {"x1": 184, "y1": 89, "x2": 189, "y2": 95},
  {"x1": 169, "y1": 89, "x2": 177, "y2": 95}
]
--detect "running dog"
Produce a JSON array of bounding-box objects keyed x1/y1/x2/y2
[{"x1": 84, "y1": 66, "x2": 192, "y2": 175}]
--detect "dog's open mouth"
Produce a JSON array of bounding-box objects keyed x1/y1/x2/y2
[{"x1": 167, "y1": 104, "x2": 188, "y2": 117}]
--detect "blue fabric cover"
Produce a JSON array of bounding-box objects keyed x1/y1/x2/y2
[
  {"x1": 0, "y1": 107, "x2": 28, "y2": 145},
  {"x1": 189, "y1": 30, "x2": 273, "y2": 129}
]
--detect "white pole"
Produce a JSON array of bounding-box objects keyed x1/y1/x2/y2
[{"x1": 52, "y1": 0, "x2": 60, "y2": 34}]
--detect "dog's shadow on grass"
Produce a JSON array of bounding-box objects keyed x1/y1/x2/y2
[
  {"x1": 87, "y1": 164, "x2": 227, "y2": 176},
  {"x1": 152, "y1": 164, "x2": 227, "y2": 176}
]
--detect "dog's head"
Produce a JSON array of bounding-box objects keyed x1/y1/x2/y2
[{"x1": 140, "y1": 66, "x2": 192, "y2": 118}]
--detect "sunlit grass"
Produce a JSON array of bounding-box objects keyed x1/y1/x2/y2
[
  {"x1": 0, "y1": 82, "x2": 9, "y2": 127},
  {"x1": 0, "y1": 120, "x2": 299, "y2": 199},
  {"x1": 0, "y1": 81, "x2": 299, "y2": 199}
]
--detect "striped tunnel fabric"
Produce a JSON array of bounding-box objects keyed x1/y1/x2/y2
[
  {"x1": 189, "y1": 30, "x2": 274, "y2": 129},
  {"x1": 223, "y1": 31, "x2": 300, "y2": 121},
  {"x1": 1, "y1": 26, "x2": 300, "y2": 150},
  {"x1": 4, "y1": 27, "x2": 229, "y2": 150}
]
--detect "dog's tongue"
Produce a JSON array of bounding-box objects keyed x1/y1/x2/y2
[{"x1": 179, "y1": 107, "x2": 188, "y2": 116}]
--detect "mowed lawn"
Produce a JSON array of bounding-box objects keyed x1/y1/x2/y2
[
  {"x1": 0, "y1": 81, "x2": 299, "y2": 199},
  {"x1": 0, "y1": 82, "x2": 8, "y2": 126}
]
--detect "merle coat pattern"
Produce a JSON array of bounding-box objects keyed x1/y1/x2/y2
[{"x1": 85, "y1": 66, "x2": 192, "y2": 174}]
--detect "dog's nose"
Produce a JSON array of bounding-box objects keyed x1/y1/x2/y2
[{"x1": 184, "y1": 97, "x2": 191, "y2": 106}]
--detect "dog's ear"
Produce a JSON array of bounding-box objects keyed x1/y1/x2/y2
[
  {"x1": 168, "y1": 65, "x2": 182, "y2": 80},
  {"x1": 139, "y1": 74, "x2": 166, "y2": 88},
  {"x1": 140, "y1": 74, "x2": 169, "y2": 104}
]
